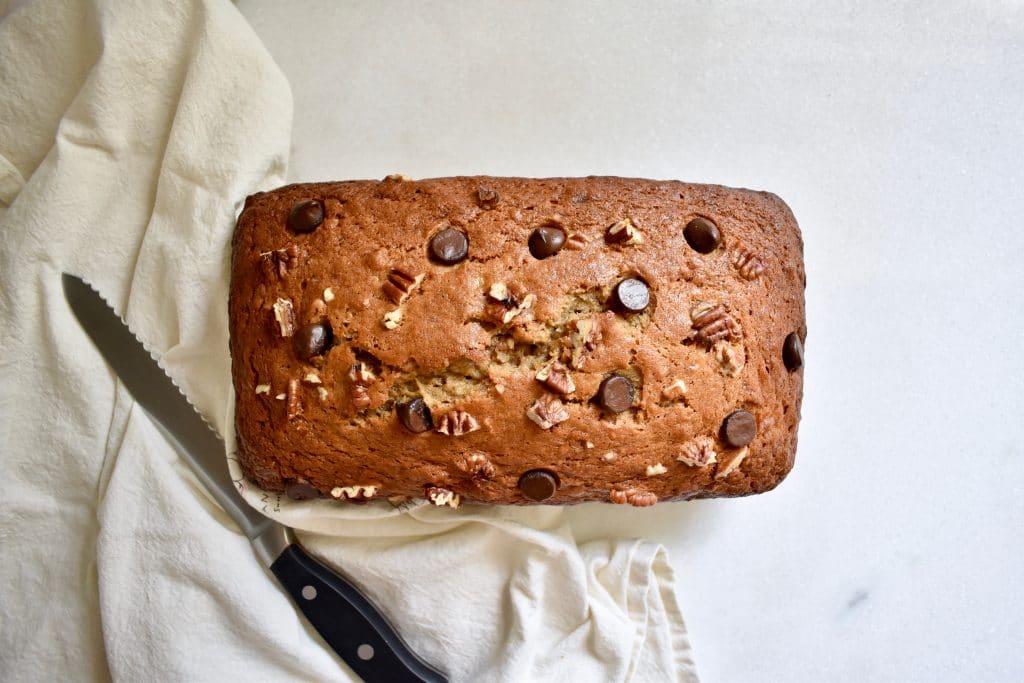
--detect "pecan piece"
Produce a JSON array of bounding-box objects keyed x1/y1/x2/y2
[
  {"x1": 435, "y1": 410, "x2": 481, "y2": 436},
  {"x1": 272, "y1": 298, "x2": 296, "y2": 338},
  {"x1": 285, "y1": 379, "x2": 301, "y2": 420},
  {"x1": 661, "y1": 379, "x2": 688, "y2": 401},
  {"x1": 610, "y1": 488, "x2": 658, "y2": 507},
  {"x1": 690, "y1": 302, "x2": 742, "y2": 345},
  {"x1": 563, "y1": 316, "x2": 601, "y2": 370},
  {"x1": 605, "y1": 218, "x2": 643, "y2": 245},
  {"x1": 526, "y1": 395, "x2": 569, "y2": 430},
  {"x1": 382, "y1": 308, "x2": 403, "y2": 330},
  {"x1": 457, "y1": 453, "x2": 495, "y2": 480},
  {"x1": 535, "y1": 361, "x2": 576, "y2": 395},
  {"x1": 348, "y1": 362, "x2": 375, "y2": 385},
  {"x1": 382, "y1": 267, "x2": 424, "y2": 305},
  {"x1": 645, "y1": 463, "x2": 668, "y2": 477},
  {"x1": 677, "y1": 436, "x2": 717, "y2": 467},
  {"x1": 347, "y1": 362, "x2": 375, "y2": 409},
  {"x1": 715, "y1": 447, "x2": 749, "y2": 479},
  {"x1": 331, "y1": 484, "x2": 378, "y2": 501},
  {"x1": 477, "y1": 186, "x2": 499, "y2": 209},
  {"x1": 350, "y1": 385, "x2": 371, "y2": 409},
  {"x1": 565, "y1": 233, "x2": 589, "y2": 250},
  {"x1": 733, "y1": 242, "x2": 767, "y2": 280},
  {"x1": 713, "y1": 341, "x2": 745, "y2": 377},
  {"x1": 259, "y1": 245, "x2": 299, "y2": 279},
  {"x1": 502, "y1": 293, "x2": 536, "y2": 324},
  {"x1": 425, "y1": 486, "x2": 461, "y2": 509}
]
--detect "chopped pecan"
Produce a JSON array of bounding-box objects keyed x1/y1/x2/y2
[
  {"x1": 565, "y1": 233, "x2": 589, "y2": 250},
  {"x1": 348, "y1": 362, "x2": 374, "y2": 409},
  {"x1": 713, "y1": 341, "x2": 745, "y2": 377},
  {"x1": 661, "y1": 379, "x2": 688, "y2": 401},
  {"x1": 348, "y1": 362, "x2": 375, "y2": 386},
  {"x1": 605, "y1": 218, "x2": 643, "y2": 245},
  {"x1": 526, "y1": 395, "x2": 569, "y2": 430},
  {"x1": 383, "y1": 173, "x2": 409, "y2": 181},
  {"x1": 501, "y1": 293, "x2": 536, "y2": 324},
  {"x1": 323, "y1": 287, "x2": 335, "y2": 302},
  {"x1": 285, "y1": 379, "x2": 301, "y2": 420},
  {"x1": 645, "y1": 463, "x2": 668, "y2": 477},
  {"x1": 382, "y1": 267, "x2": 424, "y2": 305},
  {"x1": 677, "y1": 436, "x2": 717, "y2": 467},
  {"x1": 715, "y1": 447, "x2": 749, "y2": 479},
  {"x1": 425, "y1": 486, "x2": 461, "y2": 508},
  {"x1": 458, "y1": 453, "x2": 495, "y2": 480},
  {"x1": 610, "y1": 488, "x2": 657, "y2": 507},
  {"x1": 563, "y1": 316, "x2": 601, "y2": 369},
  {"x1": 382, "y1": 308, "x2": 403, "y2": 330},
  {"x1": 435, "y1": 410, "x2": 481, "y2": 436},
  {"x1": 733, "y1": 242, "x2": 767, "y2": 280},
  {"x1": 477, "y1": 186, "x2": 499, "y2": 209},
  {"x1": 488, "y1": 282, "x2": 509, "y2": 301},
  {"x1": 255, "y1": 383, "x2": 271, "y2": 395},
  {"x1": 350, "y1": 385, "x2": 371, "y2": 409},
  {"x1": 331, "y1": 484, "x2": 378, "y2": 501},
  {"x1": 259, "y1": 245, "x2": 299, "y2": 279},
  {"x1": 302, "y1": 372, "x2": 321, "y2": 385},
  {"x1": 535, "y1": 361, "x2": 576, "y2": 395},
  {"x1": 690, "y1": 302, "x2": 742, "y2": 345},
  {"x1": 272, "y1": 298, "x2": 296, "y2": 338}
]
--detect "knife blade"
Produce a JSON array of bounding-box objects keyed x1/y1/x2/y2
[{"x1": 62, "y1": 273, "x2": 445, "y2": 683}]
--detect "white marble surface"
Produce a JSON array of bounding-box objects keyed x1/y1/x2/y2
[{"x1": 236, "y1": 2, "x2": 1024, "y2": 680}]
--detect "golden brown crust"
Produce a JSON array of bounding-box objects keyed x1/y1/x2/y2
[{"x1": 229, "y1": 176, "x2": 805, "y2": 505}]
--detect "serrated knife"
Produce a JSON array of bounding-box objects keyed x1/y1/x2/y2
[{"x1": 62, "y1": 274, "x2": 445, "y2": 683}]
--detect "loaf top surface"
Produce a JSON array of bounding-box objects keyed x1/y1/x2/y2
[{"x1": 229, "y1": 176, "x2": 805, "y2": 507}]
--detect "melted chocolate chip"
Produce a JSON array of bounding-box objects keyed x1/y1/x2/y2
[
  {"x1": 720, "y1": 410, "x2": 757, "y2": 448},
  {"x1": 285, "y1": 481, "x2": 320, "y2": 501},
  {"x1": 518, "y1": 469, "x2": 558, "y2": 502},
  {"x1": 293, "y1": 322, "x2": 332, "y2": 360},
  {"x1": 783, "y1": 332, "x2": 804, "y2": 371},
  {"x1": 397, "y1": 398, "x2": 433, "y2": 433},
  {"x1": 428, "y1": 227, "x2": 469, "y2": 265},
  {"x1": 287, "y1": 199, "x2": 325, "y2": 234},
  {"x1": 597, "y1": 375, "x2": 635, "y2": 413},
  {"x1": 683, "y1": 217, "x2": 721, "y2": 254},
  {"x1": 611, "y1": 278, "x2": 650, "y2": 313},
  {"x1": 528, "y1": 225, "x2": 567, "y2": 259}
]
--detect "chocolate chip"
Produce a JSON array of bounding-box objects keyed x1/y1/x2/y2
[
  {"x1": 783, "y1": 332, "x2": 804, "y2": 371},
  {"x1": 428, "y1": 227, "x2": 469, "y2": 265},
  {"x1": 397, "y1": 398, "x2": 433, "y2": 433},
  {"x1": 293, "y1": 322, "x2": 332, "y2": 360},
  {"x1": 683, "y1": 217, "x2": 721, "y2": 254},
  {"x1": 720, "y1": 410, "x2": 757, "y2": 448},
  {"x1": 285, "y1": 481, "x2": 320, "y2": 501},
  {"x1": 518, "y1": 469, "x2": 558, "y2": 502},
  {"x1": 287, "y1": 200, "x2": 325, "y2": 234},
  {"x1": 611, "y1": 278, "x2": 650, "y2": 313},
  {"x1": 596, "y1": 375, "x2": 635, "y2": 413},
  {"x1": 477, "y1": 186, "x2": 499, "y2": 209},
  {"x1": 528, "y1": 225, "x2": 567, "y2": 259}
]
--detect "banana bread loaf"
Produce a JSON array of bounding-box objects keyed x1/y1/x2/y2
[{"x1": 229, "y1": 176, "x2": 805, "y2": 507}]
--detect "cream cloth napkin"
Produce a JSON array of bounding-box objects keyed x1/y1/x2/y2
[{"x1": 0, "y1": 0, "x2": 696, "y2": 680}]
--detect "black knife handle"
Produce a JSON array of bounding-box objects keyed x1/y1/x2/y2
[{"x1": 270, "y1": 544, "x2": 446, "y2": 682}]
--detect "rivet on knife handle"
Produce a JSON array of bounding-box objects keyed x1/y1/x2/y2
[{"x1": 270, "y1": 542, "x2": 447, "y2": 683}]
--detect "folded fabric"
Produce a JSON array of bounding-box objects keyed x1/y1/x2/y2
[{"x1": 0, "y1": 0, "x2": 697, "y2": 680}]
